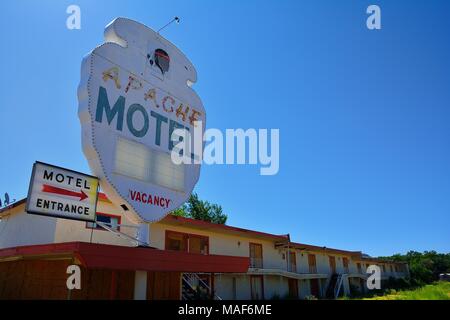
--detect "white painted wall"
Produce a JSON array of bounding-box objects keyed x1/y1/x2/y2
[
  {"x1": 0, "y1": 204, "x2": 56, "y2": 249},
  {"x1": 53, "y1": 200, "x2": 137, "y2": 246}
]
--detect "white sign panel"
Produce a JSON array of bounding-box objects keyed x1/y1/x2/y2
[
  {"x1": 78, "y1": 18, "x2": 205, "y2": 223},
  {"x1": 26, "y1": 162, "x2": 99, "y2": 222}
]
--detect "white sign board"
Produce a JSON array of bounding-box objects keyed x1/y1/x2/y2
[
  {"x1": 26, "y1": 162, "x2": 99, "y2": 222},
  {"x1": 78, "y1": 18, "x2": 205, "y2": 223}
]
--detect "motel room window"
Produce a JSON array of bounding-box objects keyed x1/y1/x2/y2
[
  {"x1": 308, "y1": 254, "x2": 317, "y2": 273},
  {"x1": 249, "y1": 243, "x2": 263, "y2": 268},
  {"x1": 165, "y1": 230, "x2": 208, "y2": 254},
  {"x1": 382, "y1": 265, "x2": 386, "y2": 273},
  {"x1": 390, "y1": 265, "x2": 394, "y2": 273},
  {"x1": 86, "y1": 213, "x2": 121, "y2": 231},
  {"x1": 343, "y1": 257, "x2": 349, "y2": 273},
  {"x1": 357, "y1": 263, "x2": 362, "y2": 274}
]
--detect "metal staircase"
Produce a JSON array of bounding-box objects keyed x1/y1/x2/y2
[
  {"x1": 333, "y1": 274, "x2": 345, "y2": 298},
  {"x1": 326, "y1": 273, "x2": 346, "y2": 299},
  {"x1": 182, "y1": 273, "x2": 222, "y2": 300}
]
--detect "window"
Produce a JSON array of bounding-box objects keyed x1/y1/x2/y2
[
  {"x1": 86, "y1": 213, "x2": 121, "y2": 231},
  {"x1": 189, "y1": 235, "x2": 209, "y2": 255},
  {"x1": 249, "y1": 243, "x2": 263, "y2": 268},
  {"x1": 357, "y1": 263, "x2": 362, "y2": 274},
  {"x1": 308, "y1": 254, "x2": 317, "y2": 273},
  {"x1": 166, "y1": 231, "x2": 187, "y2": 251},
  {"x1": 165, "y1": 230, "x2": 208, "y2": 254}
]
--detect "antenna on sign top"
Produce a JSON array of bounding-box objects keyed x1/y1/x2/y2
[{"x1": 157, "y1": 16, "x2": 181, "y2": 34}]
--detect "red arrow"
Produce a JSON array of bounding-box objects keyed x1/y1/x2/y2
[{"x1": 42, "y1": 184, "x2": 88, "y2": 201}]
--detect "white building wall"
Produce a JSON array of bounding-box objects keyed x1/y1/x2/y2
[
  {"x1": 53, "y1": 200, "x2": 136, "y2": 246},
  {"x1": 264, "y1": 275, "x2": 289, "y2": 299},
  {"x1": 0, "y1": 204, "x2": 56, "y2": 249}
]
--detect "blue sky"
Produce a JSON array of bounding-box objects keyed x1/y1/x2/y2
[{"x1": 1, "y1": 0, "x2": 449, "y2": 256}]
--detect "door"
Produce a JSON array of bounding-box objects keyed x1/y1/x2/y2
[
  {"x1": 329, "y1": 256, "x2": 336, "y2": 274},
  {"x1": 250, "y1": 276, "x2": 264, "y2": 300},
  {"x1": 343, "y1": 257, "x2": 349, "y2": 273},
  {"x1": 308, "y1": 254, "x2": 317, "y2": 273},
  {"x1": 288, "y1": 251, "x2": 297, "y2": 272},
  {"x1": 249, "y1": 243, "x2": 263, "y2": 268},
  {"x1": 310, "y1": 278, "x2": 320, "y2": 297},
  {"x1": 288, "y1": 278, "x2": 298, "y2": 299}
]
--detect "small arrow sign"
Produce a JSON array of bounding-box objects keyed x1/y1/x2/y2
[{"x1": 42, "y1": 184, "x2": 88, "y2": 201}]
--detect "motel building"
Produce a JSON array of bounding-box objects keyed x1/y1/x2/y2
[{"x1": 0, "y1": 194, "x2": 409, "y2": 300}]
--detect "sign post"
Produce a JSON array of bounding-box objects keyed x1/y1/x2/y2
[{"x1": 26, "y1": 162, "x2": 99, "y2": 222}]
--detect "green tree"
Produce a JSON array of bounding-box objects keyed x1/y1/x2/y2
[
  {"x1": 379, "y1": 250, "x2": 450, "y2": 285},
  {"x1": 172, "y1": 193, "x2": 227, "y2": 224}
]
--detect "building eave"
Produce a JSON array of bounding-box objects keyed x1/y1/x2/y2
[{"x1": 0, "y1": 242, "x2": 250, "y2": 273}]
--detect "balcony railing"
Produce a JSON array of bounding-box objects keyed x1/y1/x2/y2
[
  {"x1": 288, "y1": 264, "x2": 297, "y2": 273},
  {"x1": 250, "y1": 257, "x2": 263, "y2": 268}
]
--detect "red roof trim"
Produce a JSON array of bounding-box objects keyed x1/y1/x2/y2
[
  {"x1": 161, "y1": 214, "x2": 290, "y2": 242},
  {"x1": 0, "y1": 242, "x2": 250, "y2": 273},
  {"x1": 288, "y1": 241, "x2": 362, "y2": 256}
]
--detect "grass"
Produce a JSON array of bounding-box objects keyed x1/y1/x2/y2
[{"x1": 357, "y1": 281, "x2": 450, "y2": 300}]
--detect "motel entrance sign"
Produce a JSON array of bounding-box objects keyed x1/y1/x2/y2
[{"x1": 26, "y1": 162, "x2": 99, "y2": 222}]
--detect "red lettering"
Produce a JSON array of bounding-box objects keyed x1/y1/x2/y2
[{"x1": 129, "y1": 190, "x2": 171, "y2": 209}]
